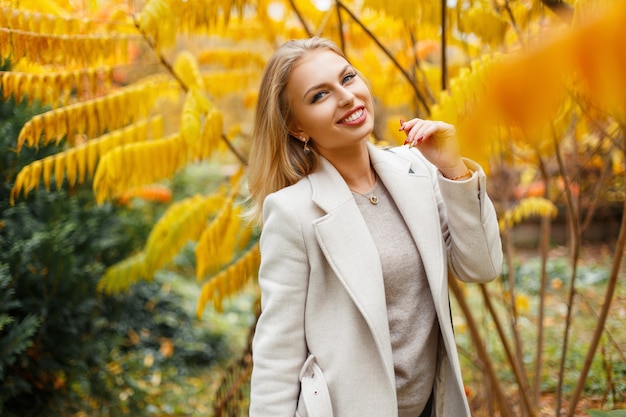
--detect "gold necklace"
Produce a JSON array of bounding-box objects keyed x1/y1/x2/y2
[{"x1": 351, "y1": 179, "x2": 378, "y2": 205}]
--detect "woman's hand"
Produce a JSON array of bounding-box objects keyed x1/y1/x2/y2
[{"x1": 399, "y1": 118, "x2": 468, "y2": 180}]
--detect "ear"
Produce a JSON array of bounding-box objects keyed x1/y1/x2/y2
[{"x1": 289, "y1": 127, "x2": 308, "y2": 142}]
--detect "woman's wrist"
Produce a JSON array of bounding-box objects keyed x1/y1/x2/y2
[
  {"x1": 444, "y1": 168, "x2": 475, "y2": 181},
  {"x1": 439, "y1": 161, "x2": 473, "y2": 181}
]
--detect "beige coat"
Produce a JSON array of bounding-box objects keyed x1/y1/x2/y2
[{"x1": 250, "y1": 143, "x2": 502, "y2": 417}]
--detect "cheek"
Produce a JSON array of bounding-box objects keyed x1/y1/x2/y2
[
  {"x1": 305, "y1": 104, "x2": 335, "y2": 127},
  {"x1": 358, "y1": 85, "x2": 373, "y2": 105}
]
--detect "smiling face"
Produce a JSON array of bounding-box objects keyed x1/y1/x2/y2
[{"x1": 286, "y1": 49, "x2": 374, "y2": 158}]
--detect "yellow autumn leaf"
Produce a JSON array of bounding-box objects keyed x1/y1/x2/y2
[
  {"x1": 173, "y1": 50, "x2": 204, "y2": 90},
  {"x1": 197, "y1": 243, "x2": 260, "y2": 316},
  {"x1": 42, "y1": 157, "x2": 54, "y2": 191},
  {"x1": 499, "y1": 197, "x2": 558, "y2": 232},
  {"x1": 54, "y1": 154, "x2": 65, "y2": 190},
  {"x1": 515, "y1": 294, "x2": 530, "y2": 314}
]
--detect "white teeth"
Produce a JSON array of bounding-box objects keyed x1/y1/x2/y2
[{"x1": 342, "y1": 108, "x2": 363, "y2": 123}]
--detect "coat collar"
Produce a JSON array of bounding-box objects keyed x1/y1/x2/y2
[{"x1": 306, "y1": 142, "x2": 446, "y2": 386}]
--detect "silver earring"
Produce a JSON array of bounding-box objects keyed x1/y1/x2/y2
[{"x1": 302, "y1": 137, "x2": 311, "y2": 154}]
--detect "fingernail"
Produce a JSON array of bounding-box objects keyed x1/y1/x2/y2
[
  {"x1": 399, "y1": 119, "x2": 405, "y2": 131},
  {"x1": 416, "y1": 135, "x2": 424, "y2": 143},
  {"x1": 403, "y1": 137, "x2": 411, "y2": 146}
]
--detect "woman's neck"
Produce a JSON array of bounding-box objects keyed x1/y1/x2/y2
[{"x1": 321, "y1": 143, "x2": 375, "y2": 193}]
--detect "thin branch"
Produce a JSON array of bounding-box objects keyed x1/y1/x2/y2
[
  {"x1": 132, "y1": 14, "x2": 247, "y2": 167},
  {"x1": 335, "y1": 2, "x2": 346, "y2": 53},
  {"x1": 335, "y1": 0, "x2": 431, "y2": 116},
  {"x1": 407, "y1": 25, "x2": 435, "y2": 105},
  {"x1": 440, "y1": 0, "x2": 447, "y2": 91},
  {"x1": 552, "y1": 122, "x2": 582, "y2": 417},
  {"x1": 287, "y1": 0, "x2": 313, "y2": 37},
  {"x1": 534, "y1": 152, "x2": 552, "y2": 406},
  {"x1": 132, "y1": 15, "x2": 188, "y2": 93},
  {"x1": 222, "y1": 133, "x2": 248, "y2": 166},
  {"x1": 580, "y1": 162, "x2": 611, "y2": 234}
]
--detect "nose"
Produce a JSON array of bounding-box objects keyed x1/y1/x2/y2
[{"x1": 338, "y1": 86, "x2": 355, "y2": 107}]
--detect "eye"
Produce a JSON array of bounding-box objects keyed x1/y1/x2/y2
[
  {"x1": 310, "y1": 91, "x2": 326, "y2": 103},
  {"x1": 342, "y1": 72, "x2": 356, "y2": 84}
]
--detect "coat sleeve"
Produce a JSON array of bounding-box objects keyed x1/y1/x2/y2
[
  {"x1": 433, "y1": 157, "x2": 503, "y2": 283},
  {"x1": 249, "y1": 191, "x2": 309, "y2": 417}
]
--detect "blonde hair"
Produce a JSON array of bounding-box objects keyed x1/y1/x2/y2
[{"x1": 247, "y1": 37, "x2": 347, "y2": 225}]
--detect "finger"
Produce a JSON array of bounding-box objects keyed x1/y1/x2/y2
[
  {"x1": 408, "y1": 123, "x2": 431, "y2": 145},
  {"x1": 401, "y1": 119, "x2": 422, "y2": 147},
  {"x1": 399, "y1": 118, "x2": 422, "y2": 134},
  {"x1": 404, "y1": 119, "x2": 424, "y2": 138}
]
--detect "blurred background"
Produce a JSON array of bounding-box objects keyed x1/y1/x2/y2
[{"x1": 0, "y1": 0, "x2": 624, "y2": 416}]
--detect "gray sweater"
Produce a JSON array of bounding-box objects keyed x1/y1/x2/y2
[{"x1": 352, "y1": 177, "x2": 439, "y2": 417}]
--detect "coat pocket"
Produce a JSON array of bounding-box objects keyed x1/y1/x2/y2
[{"x1": 297, "y1": 355, "x2": 334, "y2": 417}]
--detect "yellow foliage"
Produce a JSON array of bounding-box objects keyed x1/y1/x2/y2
[
  {"x1": 197, "y1": 49, "x2": 266, "y2": 69},
  {"x1": 481, "y1": 2, "x2": 626, "y2": 138},
  {"x1": 499, "y1": 197, "x2": 558, "y2": 232},
  {"x1": 10, "y1": 117, "x2": 162, "y2": 204},
  {"x1": 98, "y1": 252, "x2": 148, "y2": 294},
  {"x1": 93, "y1": 133, "x2": 186, "y2": 204},
  {"x1": 1, "y1": 28, "x2": 137, "y2": 67},
  {"x1": 515, "y1": 294, "x2": 530, "y2": 314},
  {"x1": 143, "y1": 194, "x2": 226, "y2": 276},
  {"x1": 0, "y1": 5, "x2": 133, "y2": 36},
  {"x1": 181, "y1": 89, "x2": 207, "y2": 149},
  {"x1": 430, "y1": 56, "x2": 498, "y2": 168},
  {"x1": 195, "y1": 168, "x2": 246, "y2": 280},
  {"x1": 139, "y1": 0, "x2": 253, "y2": 51},
  {"x1": 195, "y1": 202, "x2": 242, "y2": 280},
  {"x1": 180, "y1": 88, "x2": 225, "y2": 161},
  {"x1": 1, "y1": 0, "x2": 71, "y2": 17},
  {"x1": 174, "y1": 50, "x2": 205, "y2": 90},
  {"x1": 98, "y1": 193, "x2": 228, "y2": 294},
  {"x1": 462, "y1": 3, "x2": 509, "y2": 47},
  {"x1": 14, "y1": 75, "x2": 174, "y2": 151},
  {"x1": 362, "y1": 0, "x2": 438, "y2": 22},
  {"x1": 198, "y1": 103, "x2": 225, "y2": 160},
  {"x1": 202, "y1": 70, "x2": 260, "y2": 99},
  {"x1": 197, "y1": 243, "x2": 260, "y2": 315}
]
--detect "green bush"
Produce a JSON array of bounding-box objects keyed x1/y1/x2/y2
[{"x1": 0, "y1": 75, "x2": 229, "y2": 416}]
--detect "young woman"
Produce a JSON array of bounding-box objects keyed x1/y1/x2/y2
[{"x1": 247, "y1": 37, "x2": 502, "y2": 417}]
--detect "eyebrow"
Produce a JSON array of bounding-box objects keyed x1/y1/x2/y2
[{"x1": 302, "y1": 64, "x2": 353, "y2": 99}]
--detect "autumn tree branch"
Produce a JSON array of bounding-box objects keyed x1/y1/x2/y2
[{"x1": 132, "y1": 13, "x2": 247, "y2": 166}]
